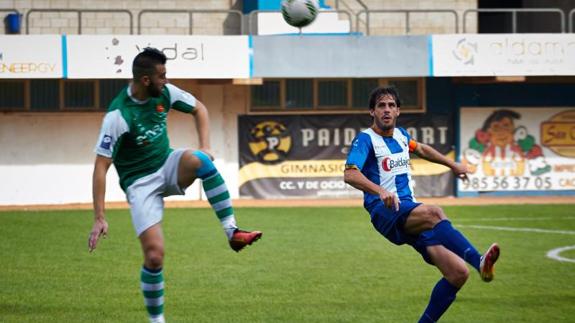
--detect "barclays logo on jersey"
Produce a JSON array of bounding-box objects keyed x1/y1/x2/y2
[{"x1": 381, "y1": 156, "x2": 410, "y2": 172}]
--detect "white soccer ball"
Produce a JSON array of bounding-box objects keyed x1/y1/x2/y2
[{"x1": 281, "y1": 0, "x2": 319, "y2": 28}]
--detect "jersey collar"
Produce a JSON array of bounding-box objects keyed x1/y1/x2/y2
[{"x1": 127, "y1": 83, "x2": 151, "y2": 105}]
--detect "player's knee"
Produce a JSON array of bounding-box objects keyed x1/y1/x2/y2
[
  {"x1": 180, "y1": 150, "x2": 203, "y2": 172},
  {"x1": 145, "y1": 247, "x2": 164, "y2": 269},
  {"x1": 447, "y1": 265, "x2": 469, "y2": 288},
  {"x1": 419, "y1": 206, "x2": 445, "y2": 228},
  {"x1": 428, "y1": 206, "x2": 447, "y2": 223},
  {"x1": 191, "y1": 150, "x2": 216, "y2": 179},
  {"x1": 184, "y1": 150, "x2": 201, "y2": 167}
]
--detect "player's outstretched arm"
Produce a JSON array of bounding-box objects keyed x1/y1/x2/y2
[
  {"x1": 89, "y1": 155, "x2": 112, "y2": 252},
  {"x1": 413, "y1": 143, "x2": 469, "y2": 181}
]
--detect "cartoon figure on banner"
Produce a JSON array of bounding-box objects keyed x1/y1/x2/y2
[{"x1": 463, "y1": 109, "x2": 551, "y2": 177}]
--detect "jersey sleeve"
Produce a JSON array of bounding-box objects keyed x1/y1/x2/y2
[
  {"x1": 94, "y1": 110, "x2": 129, "y2": 158},
  {"x1": 398, "y1": 127, "x2": 418, "y2": 153},
  {"x1": 345, "y1": 132, "x2": 372, "y2": 171},
  {"x1": 166, "y1": 83, "x2": 197, "y2": 113}
]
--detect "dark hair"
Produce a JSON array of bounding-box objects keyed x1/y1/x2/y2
[
  {"x1": 132, "y1": 47, "x2": 167, "y2": 80},
  {"x1": 481, "y1": 109, "x2": 520, "y2": 131},
  {"x1": 368, "y1": 86, "x2": 401, "y2": 109}
]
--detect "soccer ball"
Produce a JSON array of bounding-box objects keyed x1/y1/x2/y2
[{"x1": 281, "y1": 0, "x2": 319, "y2": 28}]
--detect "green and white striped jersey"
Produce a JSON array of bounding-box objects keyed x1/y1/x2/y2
[{"x1": 94, "y1": 83, "x2": 196, "y2": 191}]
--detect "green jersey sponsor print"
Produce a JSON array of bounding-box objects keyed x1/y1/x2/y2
[{"x1": 95, "y1": 83, "x2": 196, "y2": 191}]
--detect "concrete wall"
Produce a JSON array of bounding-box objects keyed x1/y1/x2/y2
[
  {"x1": 1, "y1": 0, "x2": 477, "y2": 35},
  {"x1": 325, "y1": 0, "x2": 477, "y2": 34},
  {"x1": 0, "y1": 82, "x2": 248, "y2": 205},
  {"x1": 1, "y1": 0, "x2": 241, "y2": 35}
]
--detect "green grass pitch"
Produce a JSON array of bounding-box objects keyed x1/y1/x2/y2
[{"x1": 1, "y1": 204, "x2": 574, "y2": 322}]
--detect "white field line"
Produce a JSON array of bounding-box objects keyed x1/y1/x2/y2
[
  {"x1": 456, "y1": 224, "x2": 575, "y2": 235},
  {"x1": 456, "y1": 216, "x2": 575, "y2": 222},
  {"x1": 456, "y1": 223, "x2": 575, "y2": 263},
  {"x1": 546, "y1": 246, "x2": 575, "y2": 263}
]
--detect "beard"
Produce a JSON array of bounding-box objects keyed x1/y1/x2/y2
[
  {"x1": 147, "y1": 82, "x2": 162, "y2": 98},
  {"x1": 375, "y1": 118, "x2": 395, "y2": 132}
]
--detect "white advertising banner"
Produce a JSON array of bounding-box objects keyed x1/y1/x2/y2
[
  {"x1": 66, "y1": 35, "x2": 250, "y2": 79},
  {"x1": 433, "y1": 34, "x2": 575, "y2": 76},
  {"x1": 0, "y1": 35, "x2": 63, "y2": 78},
  {"x1": 459, "y1": 108, "x2": 575, "y2": 192}
]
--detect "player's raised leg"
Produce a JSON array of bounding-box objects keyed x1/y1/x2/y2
[
  {"x1": 419, "y1": 245, "x2": 469, "y2": 323},
  {"x1": 139, "y1": 224, "x2": 166, "y2": 323},
  {"x1": 405, "y1": 205, "x2": 483, "y2": 271},
  {"x1": 178, "y1": 150, "x2": 262, "y2": 251}
]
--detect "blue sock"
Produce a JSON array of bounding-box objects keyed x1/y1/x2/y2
[
  {"x1": 192, "y1": 150, "x2": 218, "y2": 179},
  {"x1": 433, "y1": 220, "x2": 481, "y2": 271},
  {"x1": 419, "y1": 278, "x2": 459, "y2": 323}
]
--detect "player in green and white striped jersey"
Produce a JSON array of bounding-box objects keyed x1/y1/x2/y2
[{"x1": 88, "y1": 48, "x2": 262, "y2": 323}]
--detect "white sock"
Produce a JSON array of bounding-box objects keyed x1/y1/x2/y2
[{"x1": 221, "y1": 215, "x2": 237, "y2": 240}]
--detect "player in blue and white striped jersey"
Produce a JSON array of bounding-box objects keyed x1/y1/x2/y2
[{"x1": 344, "y1": 86, "x2": 500, "y2": 323}]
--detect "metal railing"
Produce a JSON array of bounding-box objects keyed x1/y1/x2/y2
[
  {"x1": 247, "y1": 9, "x2": 353, "y2": 35},
  {"x1": 356, "y1": 9, "x2": 459, "y2": 35},
  {"x1": 569, "y1": 8, "x2": 575, "y2": 33},
  {"x1": 463, "y1": 8, "x2": 566, "y2": 33},
  {"x1": 0, "y1": 9, "x2": 19, "y2": 15},
  {"x1": 18, "y1": 7, "x2": 573, "y2": 35},
  {"x1": 333, "y1": 0, "x2": 368, "y2": 11},
  {"x1": 137, "y1": 9, "x2": 243, "y2": 35},
  {"x1": 332, "y1": 0, "x2": 368, "y2": 34},
  {"x1": 25, "y1": 9, "x2": 133, "y2": 34}
]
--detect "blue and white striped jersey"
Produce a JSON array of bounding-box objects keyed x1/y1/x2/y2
[{"x1": 346, "y1": 127, "x2": 418, "y2": 209}]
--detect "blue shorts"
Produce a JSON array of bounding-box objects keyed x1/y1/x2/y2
[{"x1": 368, "y1": 200, "x2": 438, "y2": 265}]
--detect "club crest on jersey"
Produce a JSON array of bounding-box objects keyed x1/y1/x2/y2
[
  {"x1": 156, "y1": 104, "x2": 164, "y2": 113},
  {"x1": 382, "y1": 156, "x2": 410, "y2": 172}
]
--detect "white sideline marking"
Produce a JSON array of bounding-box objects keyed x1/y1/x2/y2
[
  {"x1": 457, "y1": 224, "x2": 575, "y2": 235},
  {"x1": 457, "y1": 224, "x2": 575, "y2": 263},
  {"x1": 457, "y1": 216, "x2": 575, "y2": 222},
  {"x1": 546, "y1": 246, "x2": 575, "y2": 263}
]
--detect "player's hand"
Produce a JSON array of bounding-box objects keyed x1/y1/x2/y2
[
  {"x1": 88, "y1": 218, "x2": 108, "y2": 252},
  {"x1": 379, "y1": 190, "x2": 399, "y2": 212},
  {"x1": 452, "y1": 162, "x2": 469, "y2": 183}
]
